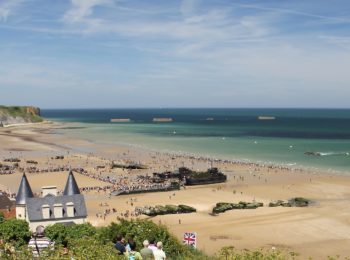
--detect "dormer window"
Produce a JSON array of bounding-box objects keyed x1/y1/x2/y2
[
  {"x1": 66, "y1": 202, "x2": 75, "y2": 217},
  {"x1": 42, "y1": 204, "x2": 50, "y2": 219},
  {"x1": 54, "y1": 203, "x2": 63, "y2": 218}
]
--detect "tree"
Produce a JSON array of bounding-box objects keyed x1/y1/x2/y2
[
  {"x1": 66, "y1": 223, "x2": 96, "y2": 241},
  {"x1": 68, "y1": 237, "x2": 122, "y2": 260},
  {"x1": 45, "y1": 223, "x2": 68, "y2": 246},
  {"x1": 0, "y1": 219, "x2": 31, "y2": 247}
]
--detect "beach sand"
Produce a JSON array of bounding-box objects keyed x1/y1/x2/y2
[{"x1": 1, "y1": 122, "x2": 350, "y2": 258}]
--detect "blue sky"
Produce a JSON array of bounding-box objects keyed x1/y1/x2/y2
[{"x1": 0, "y1": 0, "x2": 350, "y2": 108}]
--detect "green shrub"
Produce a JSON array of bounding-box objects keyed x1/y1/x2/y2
[
  {"x1": 45, "y1": 223, "x2": 68, "y2": 245},
  {"x1": 67, "y1": 223, "x2": 96, "y2": 241},
  {"x1": 68, "y1": 237, "x2": 122, "y2": 260},
  {"x1": 0, "y1": 219, "x2": 31, "y2": 247}
]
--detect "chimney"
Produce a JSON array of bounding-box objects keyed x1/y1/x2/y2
[
  {"x1": 42, "y1": 204, "x2": 50, "y2": 219},
  {"x1": 66, "y1": 202, "x2": 75, "y2": 217},
  {"x1": 42, "y1": 186, "x2": 57, "y2": 197},
  {"x1": 54, "y1": 203, "x2": 63, "y2": 218}
]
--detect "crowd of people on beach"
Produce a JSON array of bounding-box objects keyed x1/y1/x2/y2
[
  {"x1": 0, "y1": 164, "x2": 17, "y2": 175},
  {"x1": 112, "y1": 178, "x2": 174, "y2": 195},
  {"x1": 74, "y1": 167, "x2": 176, "y2": 196},
  {"x1": 161, "y1": 151, "x2": 307, "y2": 173},
  {"x1": 0, "y1": 190, "x2": 16, "y2": 199},
  {"x1": 25, "y1": 166, "x2": 72, "y2": 174},
  {"x1": 95, "y1": 197, "x2": 144, "y2": 220}
]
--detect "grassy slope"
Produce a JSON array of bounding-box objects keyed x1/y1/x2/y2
[{"x1": 0, "y1": 106, "x2": 43, "y2": 123}]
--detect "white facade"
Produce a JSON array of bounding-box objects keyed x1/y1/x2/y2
[{"x1": 28, "y1": 217, "x2": 87, "y2": 231}]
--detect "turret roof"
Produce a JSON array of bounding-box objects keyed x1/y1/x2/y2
[
  {"x1": 16, "y1": 173, "x2": 34, "y2": 205},
  {"x1": 63, "y1": 171, "x2": 80, "y2": 195}
]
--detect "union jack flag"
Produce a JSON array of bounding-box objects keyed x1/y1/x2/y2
[{"x1": 183, "y1": 232, "x2": 197, "y2": 248}]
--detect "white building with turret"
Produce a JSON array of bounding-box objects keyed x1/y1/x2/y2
[{"x1": 16, "y1": 171, "x2": 88, "y2": 231}]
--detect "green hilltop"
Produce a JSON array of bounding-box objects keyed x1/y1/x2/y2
[{"x1": 0, "y1": 106, "x2": 43, "y2": 125}]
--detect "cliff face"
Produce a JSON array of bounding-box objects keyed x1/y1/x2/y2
[{"x1": 0, "y1": 106, "x2": 43, "y2": 126}]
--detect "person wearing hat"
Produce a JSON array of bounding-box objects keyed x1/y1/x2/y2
[{"x1": 28, "y1": 225, "x2": 54, "y2": 258}]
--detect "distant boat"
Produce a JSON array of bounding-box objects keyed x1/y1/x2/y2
[
  {"x1": 258, "y1": 116, "x2": 276, "y2": 120},
  {"x1": 153, "y1": 118, "x2": 173, "y2": 122},
  {"x1": 206, "y1": 117, "x2": 214, "y2": 121},
  {"x1": 110, "y1": 118, "x2": 131, "y2": 123}
]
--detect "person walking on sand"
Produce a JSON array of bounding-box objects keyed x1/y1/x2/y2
[{"x1": 153, "y1": 241, "x2": 166, "y2": 260}]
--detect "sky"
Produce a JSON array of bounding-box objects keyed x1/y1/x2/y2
[{"x1": 0, "y1": 0, "x2": 350, "y2": 108}]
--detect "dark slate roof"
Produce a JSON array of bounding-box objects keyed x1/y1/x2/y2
[
  {"x1": 26, "y1": 194, "x2": 87, "y2": 221},
  {"x1": 0, "y1": 194, "x2": 14, "y2": 209},
  {"x1": 16, "y1": 173, "x2": 34, "y2": 205},
  {"x1": 63, "y1": 171, "x2": 80, "y2": 195}
]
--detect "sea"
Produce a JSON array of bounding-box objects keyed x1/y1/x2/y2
[{"x1": 41, "y1": 108, "x2": 350, "y2": 174}]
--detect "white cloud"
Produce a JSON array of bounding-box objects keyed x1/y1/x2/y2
[
  {"x1": 1, "y1": 1, "x2": 350, "y2": 107},
  {"x1": 0, "y1": 0, "x2": 24, "y2": 22},
  {"x1": 63, "y1": 0, "x2": 114, "y2": 23},
  {"x1": 232, "y1": 3, "x2": 350, "y2": 24}
]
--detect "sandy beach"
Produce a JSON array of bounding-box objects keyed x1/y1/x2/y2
[{"x1": 1, "y1": 122, "x2": 350, "y2": 259}]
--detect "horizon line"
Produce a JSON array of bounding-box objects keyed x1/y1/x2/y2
[{"x1": 39, "y1": 107, "x2": 350, "y2": 110}]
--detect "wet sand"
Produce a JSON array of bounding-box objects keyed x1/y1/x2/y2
[{"x1": 1, "y1": 122, "x2": 350, "y2": 258}]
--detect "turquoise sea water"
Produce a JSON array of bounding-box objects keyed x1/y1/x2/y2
[{"x1": 42, "y1": 109, "x2": 350, "y2": 173}]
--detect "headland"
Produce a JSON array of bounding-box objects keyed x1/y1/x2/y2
[{"x1": 0, "y1": 106, "x2": 43, "y2": 126}]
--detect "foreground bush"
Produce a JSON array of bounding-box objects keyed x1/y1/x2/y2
[
  {"x1": 0, "y1": 219, "x2": 31, "y2": 247},
  {"x1": 3, "y1": 218, "x2": 341, "y2": 260}
]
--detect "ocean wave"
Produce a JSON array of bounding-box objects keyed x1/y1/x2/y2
[
  {"x1": 318, "y1": 152, "x2": 349, "y2": 156},
  {"x1": 285, "y1": 163, "x2": 297, "y2": 166}
]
